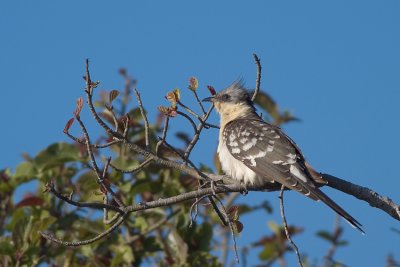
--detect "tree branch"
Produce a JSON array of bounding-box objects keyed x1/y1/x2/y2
[{"x1": 322, "y1": 173, "x2": 400, "y2": 221}]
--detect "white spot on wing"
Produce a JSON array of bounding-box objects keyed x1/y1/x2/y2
[
  {"x1": 242, "y1": 138, "x2": 258, "y2": 151},
  {"x1": 272, "y1": 160, "x2": 284, "y2": 164},
  {"x1": 229, "y1": 141, "x2": 238, "y2": 147},
  {"x1": 289, "y1": 165, "x2": 308, "y2": 182},
  {"x1": 242, "y1": 131, "x2": 250, "y2": 136},
  {"x1": 231, "y1": 148, "x2": 240, "y2": 154},
  {"x1": 267, "y1": 145, "x2": 274, "y2": 152},
  {"x1": 287, "y1": 153, "x2": 296, "y2": 159}
]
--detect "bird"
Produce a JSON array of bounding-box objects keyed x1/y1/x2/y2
[{"x1": 202, "y1": 81, "x2": 364, "y2": 233}]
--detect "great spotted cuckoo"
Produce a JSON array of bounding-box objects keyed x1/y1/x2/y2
[{"x1": 203, "y1": 81, "x2": 363, "y2": 233}]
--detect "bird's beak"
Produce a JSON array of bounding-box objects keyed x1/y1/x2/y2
[{"x1": 202, "y1": 96, "x2": 214, "y2": 102}]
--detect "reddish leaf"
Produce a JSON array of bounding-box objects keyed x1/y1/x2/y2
[
  {"x1": 64, "y1": 118, "x2": 75, "y2": 133},
  {"x1": 228, "y1": 205, "x2": 240, "y2": 221},
  {"x1": 169, "y1": 109, "x2": 177, "y2": 117},
  {"x1": 157, "y1": 106, "x2": 178, "y2": 118},
  {"x1": 234, "y1": 221, "x2": 244, "y2": 234},
  {"x1": 15, "y1": 196, "x2": 44, "y2": 208},
  {"x1": 119, "y1": 68, "x2": 127, "y2": 76},
  {"x1": 74, "y1": 97, "x2": 84, "y2": 117},
  {"x1": 207, "y1": 85, "x2": 216, "y2": 96},
  {"x1": 109, "y1": 90, "x2": 119, "y2": 103}
]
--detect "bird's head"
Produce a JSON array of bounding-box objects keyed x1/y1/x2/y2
[{"x1": 203, "y1": 81, "x2": 256, "y2": 122}]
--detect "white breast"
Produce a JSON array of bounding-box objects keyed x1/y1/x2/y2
[{"x1": 217, "y1": 132, "x2": 262, "y2": 185}]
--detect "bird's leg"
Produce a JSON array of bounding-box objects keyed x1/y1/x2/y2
[{"x1": 240, "y1": 181, "x2": 248, "y2": 196}]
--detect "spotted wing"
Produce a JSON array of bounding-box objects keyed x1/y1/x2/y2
[
  {"x1": 224, "y1": 118, "x2": 364, "y2": 233},
  {"x1": 223, "y1": 119, "x2": 318, "y2": 197}
]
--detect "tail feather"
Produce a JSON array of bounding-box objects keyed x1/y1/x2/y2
[{"x1": 310, "y1": 188, "x2": 364, "y2": 234}]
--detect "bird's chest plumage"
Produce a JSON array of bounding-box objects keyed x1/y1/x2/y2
[{"x1": 217, "y1": 131, "x2": 262, "y2": 185}]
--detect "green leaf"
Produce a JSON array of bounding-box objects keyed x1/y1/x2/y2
[
  {"x1": 0, "y1": 239, "x2": 15, "y2": 255},
  {"x1": 268, "y1": 221, "x2": 281, "y2": 234},
  {"x1": 13, "y1": 161, "x2": 37, "y2": 184},
  {"x1": 133, "y1": 217, "x2": 148, "y2": 232},
  {"x1": 316, "y1": 230, "x2": 335, "y2": 242},
  {"x1": 167, "y1": 229, "x2": 188, "y2": 265},
  {"x1": 195, "y1": 222, "x2": 213, "y2": 251},
  {"x1": 259, "y1": 241, "x2": 280, "y2": 260},
  {"x1": 34, "y1": 143, "x2": 81, "y2": 172},
  {"x1": 254, "y1": 91, "x2": 280, "y2": 121}
]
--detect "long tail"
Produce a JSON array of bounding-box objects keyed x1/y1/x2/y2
[{"x1": 311, "y1": 188, "x2": 364, "y2": 234}]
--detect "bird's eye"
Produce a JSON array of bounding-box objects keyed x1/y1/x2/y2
[{"x1": 221, "y1": 94, "x2": 230, "y2": 101}]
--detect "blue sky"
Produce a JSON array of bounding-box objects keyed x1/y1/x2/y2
[{"x1": 1, "y1": 1, "x2": 400, "y2": 266}]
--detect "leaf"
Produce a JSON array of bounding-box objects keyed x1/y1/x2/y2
[
  {"x1": 167, "y1": 229, "x2": 188, "y2": 265},
  {"x1": 13, "y1": 161, "x2": 37, "y2": 184},
  {"x1": 227, "y1": 206, "x2": 239, "y2": 221},
  {"x1": 173, "y1": 88, "x2": 180, "y2": 101},
  {"x1": 157, "y1": 106, "x2": 177, "y2": 118},
  {"x1": 268, "y1": 221, "x2": 281, "y2": 234},
  {"x1": 316, "y1": 230, "x2": 335, "y2": 242},
  {"x1": 259, "y1": 241, "x2": 280, "y2": 260},
  {"x1": 254, "y1": 91, "x2": 299, "y2": 125},
  {"x1": 175, "y1": 132, "x2": 191, "y2": 146},
  {"x1": 74, "y1": 97, "x2": 84, "y2": 117},
  {"x1": 34, "y1": 143, "x2": 81, "y2": 173},
  {"x1": 165, "y1": 88, "x2": 180, "y2": 107},
  {"x1": 63, "y1": 118, "x2": 75, "y2": 133},
  {"x1": 188, "y1": 76, "x2": 199, "y2": 91},
  {"x1": 109, "y1": 90, "x2": 119, "y2": 103},
  {"x1": 261, "y1": 200, "x2": 273, "y2": 213},
  {"x1": 15, "y1": 196, "x2": 44, "y2": 208},
  {"x1": 207, "y1": 85, "x2": 216, "y2": 96},
  {"x1": 0, "y1": 239, "x2": 15, "y2": 255},
  {"x1": 233, "y1": 220, "x2": 244, "y2": 234},
  {"x1": 253, "y1": 91, "x2": 280, "y2": 121}
]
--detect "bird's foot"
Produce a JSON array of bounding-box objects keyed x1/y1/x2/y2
[{"x1": 240, "y1": 182, "x2": 248, "y2": 195}]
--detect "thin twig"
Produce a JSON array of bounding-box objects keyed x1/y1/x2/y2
[
  {"x1": 161, "y1": 139, "x2": 212, "y2": 182},
  {"x1": 279, "y1": 185, "x2": 303, "y2": 267},
  {"x1": 84, "y1": 59, "x2": 117, "y2": 137},
  {"x1": 105, "y1": 105, "x2": 119, "y2": 132},
  {"x1": 251, "y1": 53, "x2": 262, "y2": 102},
  {"x1": 189, "y1": 194, "x2": 211, "y2": 227},
  {"x1": 177, "y1": 101, "x2": 201, "y2": 119},
  {"x1": 156, "y1": 116, "x2": 169, "y2": 155},
  {"x1": 213, "y1": 196, "x2": 239, "y2": 264},
  {"x1": 323, "y1": 215, "x2": 342, "y2": 267},
  {"x1": 65, "y1": 132, "x2": 121, "y2": 148},
  {"x1": 183, "y1": 105, "x2": 214, "y2": 159},
  {"x1": 127, "y1": 208, "x2": 181, "y2": 243},
  {"x1": 133, "y1": 88, "x2": 150, "y2": 150},
  {"x1": 40, "y1": 214, "x2": 128, "y2": 247},
  {"x1": 177, "y1": 101, "x2": 218, "y2": 129},
  {"x1": 192, "y1": 90, "x2": 207, "y2": 115},
  {"x1": 75, "y1": 115, "x2": 101, "y2": 179},
  {"x1": 103, "y1": 195, "x2": 122, "y2": 225},
  {"x1": 100, "y1": 158, "x2": 125, "y2": 207},
  {"x1": 176, "y1": 111, "x2": 198, "y2": 133},
  {"x1": 110, "y1": 157, "x2": 153, "y2": 174},
  {"x1": 45, "y1": 182, "x2": 124, "y2": 214}
]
